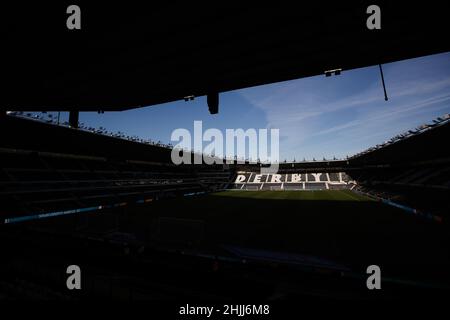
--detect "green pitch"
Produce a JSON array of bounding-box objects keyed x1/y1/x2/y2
[
  {"x1": 41, "y1": 189, "x2": 447, "y2": 282},
  {"x1": 131, "y1": 189, "x2": 444, "y2": 265},
  {"x1": 213, "y1": 190, "x2": 371, "y2": 201}
]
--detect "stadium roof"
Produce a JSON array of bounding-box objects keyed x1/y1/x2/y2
[
  {"x1": 350, "y1": 113, "x2": 450, "y2": 159},
  {"x1": 3, "y1": 2, "x2": 449, "y2": 111}
]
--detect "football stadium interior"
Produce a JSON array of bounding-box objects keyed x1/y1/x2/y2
[
  {"x1": 1, "y1": 3, "x2": 450, "y2": 303},
  {"x1": 1, "y1": 111, "x2": 449, "y2": 301}
]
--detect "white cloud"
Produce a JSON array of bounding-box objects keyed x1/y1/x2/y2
[{"x1": 237, "y1": 52, "x2": 450, "y2": 159}]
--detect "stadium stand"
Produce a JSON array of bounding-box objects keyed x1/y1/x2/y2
[
  {"x1": 232, "y1": 172, "x2": 350, "y2": 190},
  {"x1": 1, "y1": 113, "x2": 450, "y2": 301},
  {"x1": 345, "y1": 115, "x2": 450, "y2": 220},
  {"x1": 231, "y1": 114, "x2": 450, "y2": 221},
  {"x1": 5, "y1": 110, "x2": 443, "y2": 223},
  {"x1": 0, "y1": 116, "x2": 232, "y2": 224}
]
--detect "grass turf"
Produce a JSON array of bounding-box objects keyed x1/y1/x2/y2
[
  {"x1": 214, "y1": 190, "x2": 371, "y2": 201},
  {"x1": 32, "y1": 190, "x2": 449, "y2": 281}
]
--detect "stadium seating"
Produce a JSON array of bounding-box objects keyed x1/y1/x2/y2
[
  {"x1": 232, "y1": 172, "x2": 350, "y2": 190},
  {"x1": 0, "y1": 147, "x2": 232, "y2": 223},
  {"x1": 1, "y1": 113, "x2": 450, "y2": 301}
]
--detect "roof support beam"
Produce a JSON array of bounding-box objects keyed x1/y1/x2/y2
[
  {"x1": 207, "y1": 92, "x2": 219, "y2": 114},
  {"x1": 69, "y1": 111, "x2": 79, "y2": 128}
]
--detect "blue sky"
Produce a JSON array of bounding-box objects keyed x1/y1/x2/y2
[{"x1": 52, "y1": 52, "x2": 450, "y2": 161}]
